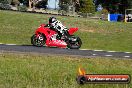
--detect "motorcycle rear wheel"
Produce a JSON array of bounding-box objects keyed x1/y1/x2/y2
[
  {"x1": 31, "y1": 34, "x2": 46, "y2": 47},
  {"x1": 67, "y1": 36, "x2": 82, "y2": 49}
]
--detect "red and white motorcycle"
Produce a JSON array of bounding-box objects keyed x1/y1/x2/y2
[{"x1": 31, "y1": 24, "x2": 82, "y2": 49}]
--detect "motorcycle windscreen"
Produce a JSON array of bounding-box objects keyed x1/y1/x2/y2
[{"x1": 68, "y1": 28, "x2": 78, "y2": 35}]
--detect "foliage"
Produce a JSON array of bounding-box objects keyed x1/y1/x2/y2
[
  {"x1": 59, "y1": 3, "x2": 69, "y2": 12},
  {"x1": 35, "y1": 0, "x2": 48, "y2": 9},
  {"x1": 101, "y1": 8, "x2": 109, "y2": 14},
  {"x1": 94, "y1": 9, "x2": 108, "y2": 20},
  {"x1": 0, "y1": 3, "x2": 11, "y2": 10},
  {"x1": 11, "y1": 0, "x2": 20, "y2": 6},
  {"x1": 17, "y1": 5, "x2": 27, "y2": 12},
  {"x1": 58, "y1": 10, "x2": 67, "y2": 15},
  {"x1": 122, "y1": 0, "x2": 131, "y2": 9},
  {"x1": 59, "y1": 0, "x2": 71, "y2": 5},
  {"x1": 11, "y1": 0, "x2": 48, "y2": 8},
  {"x1": 18, "y1": 0, "x2": 29, "y2": 6},
  {"x1": 0, "y1": 0, "x2": 12, "y2": 4},
  {"x1": 59, "y1": 0, "x2": 70, "y2": 11},
  {"x1": 59, "y1": 0, "x2": 80, "y2": 12},
  {"x1": 79, "y1": 0, "x2": 95, "y2": 13},
  {"x1": 94, "y1": 0, "x2": 131, "y2": 14}
]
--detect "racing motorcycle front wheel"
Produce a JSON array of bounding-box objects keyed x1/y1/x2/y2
[
  {"x1": 67, "y1": 36, "x2": 82, "y2": 49},
  {"x1": 31, "y1": 34, "x2": 46, "y2": 47}
]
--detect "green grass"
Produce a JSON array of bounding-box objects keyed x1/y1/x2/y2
[
  {"x1": 0, "y1": 10, "x2": 132, "y2": 52},
  {"x1": 0, "y1": 10, "x2": 132, "y2": 88},
  {"x1": 0, "y1": 52, "x2": 132, "y2": 88}
]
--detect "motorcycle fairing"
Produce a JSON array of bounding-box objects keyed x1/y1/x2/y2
[
  {"x1": 35, "y1": 24, "x2": 67, "y2": 48},
  {"x1": 68, "y1": 28, "x2": 78, "y2": 35}
]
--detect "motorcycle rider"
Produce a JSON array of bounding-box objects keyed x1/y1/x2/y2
[{"x1": 46, "y1": 17, "x2": 68, "y2": 39}]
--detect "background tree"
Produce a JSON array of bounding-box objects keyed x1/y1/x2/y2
[
  {"x1": 17, "y1": 0, "x2": 47, "y2": 9},
  {"x1": 59, "y1": 0, "x2": 70, "y2": 9},
  {"x1": 28, "y1": 0, "x2": 38, "y2": 9},
  {"x1": 17, "y1": 0, "x2": 29, "y2": 6},
  {"x1": 0, "y1": 0, "x2": 12, "y2": 10},
  {"x1": 74, "y1": 0, "x2": 80, "y2": 12},
  {"x1": 0, "y1": 0, "x2": 12, "y2": 4},
  {"x1": 79, "y1": 0, "x2": 95, "y2": 13},
  {"x1": 11, "y1": 0, "x2": 20, "y2": 6},
  {"x1": 94, "y1": 0, "x2": 132, "y2": 14},
  {"x1": 35, "y1": 0, "x2": 47, "y2": 9},
  {"x1": 71, "y1": 0, "x2": 80, "y2": 12},
  {"x1": 59, "y1": 0, "x2": 95, "y2": 13}
]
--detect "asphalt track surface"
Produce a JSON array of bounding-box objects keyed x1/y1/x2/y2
[{"x1": 0, "y1": 44, "x2": 132, "y2": 59}]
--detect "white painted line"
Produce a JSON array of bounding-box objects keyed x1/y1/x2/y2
[
  {"x1": 80, "y1": 49, "x2": 89, "y2": 50},
  {"x1": 105, "y1": 55, "x2": 113, "y2": 57},
  {"x1": 92, "y1": 54, "x2": 97, "y2": 56},
  {"x1": 0, "y1": 43, "x2": 17, "y2": 45},
  {"x1": 124, "y1": 56, "x2": 130, "y2": 58},
  {"x1": 125, "y1": 52, "x2": 131, "y2": 54},
  {"x1": 80, "y1": 49, "x2": 132, "y2": 54},
  {"x1": 107, "y1": 51, "x2": 116, "y2": 52},
  {"x1": 6, "y1": 44, "x2": 17, "y2": 45},
  {"x1": 94, "y1": 50, "x2": 104, "y2": 51}
]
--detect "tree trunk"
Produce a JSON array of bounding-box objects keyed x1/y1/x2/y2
[{"x1": 29, "y1": 0, "x2": 32, "y2": 9}]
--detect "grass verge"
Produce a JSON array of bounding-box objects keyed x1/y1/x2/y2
[{"x1": 0, "y1": 52, "x2": 132, "y2": 88}]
